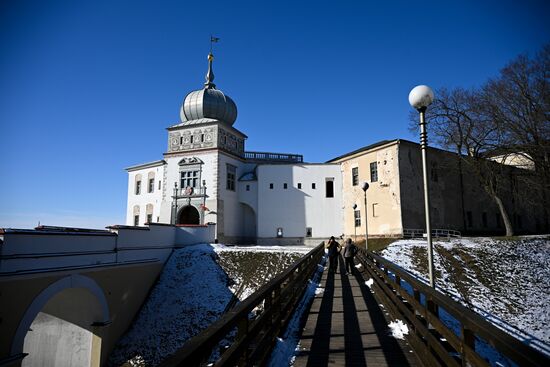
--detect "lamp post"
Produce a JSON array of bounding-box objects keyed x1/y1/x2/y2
[
  {"x1": 362, "y1": 182, "x2": 369, "y2": 250},
  {"x1": 409, "y1": 85, "x2": 435, "y2": 288},
  {"x1": 352, "y1": 204, "x2": 358, "y2": 243},
  {"x1": 172, "y1": 182, "x2": 178, "y2": 225}
]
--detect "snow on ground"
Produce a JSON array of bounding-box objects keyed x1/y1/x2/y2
[
  {"x1": 380, "y1": 236, "x2": 550, "y2": 352},
  {"x1": 107, "y1": 244, "x2": 233, "y2": 366},
  {"x1": 108, "y1": 243, "x2": 313, "y2": 366}
]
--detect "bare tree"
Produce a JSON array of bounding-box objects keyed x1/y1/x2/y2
[{"x1": 480, "y1": 45, "x2": 550, "y2": 231}]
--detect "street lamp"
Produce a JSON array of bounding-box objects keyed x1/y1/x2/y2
[
  {"x1": 172, "y1": 182, "x2": 178, "y2": 225},
  {"x1": 362, "y1": 182, "x2": 369, "y2": 250},
  {"x1": 409, "y1": 85, "x2": 435, "y2": 288},
  {"x1": 352, "y1": 204, "x2": 358, "y2": 243}
]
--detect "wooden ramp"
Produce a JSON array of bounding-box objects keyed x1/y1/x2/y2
[{"x1": 294, "y1": 256, "x2": 419, "y2": 367}]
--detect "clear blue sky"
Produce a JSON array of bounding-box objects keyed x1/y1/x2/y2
[{"x1": 1, "y1": 0, "x2": 548, "y2": 229}]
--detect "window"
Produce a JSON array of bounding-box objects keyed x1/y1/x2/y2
[
  {"x1": 180, "y1": 136, "x2": 183, "y2": 145},
  {"x1": 306, "y1": 227, "x2": 312, "y2": 237},
  {"x1": 284, "y1": 183, "x2": 288, "y2": 189},
  {"x1": 158, "y1": 180, "x2": 162, "y2": 190},
  {"x1": 372, "y1": 203, "x2": 379, "y2": 217},
  {"x1": 246, "y1": 184, "x2": 250, "y2": 191},
  {"x1": 370, "y1": 162, "x2": 378, "y2": 182},
  {"x1": 325, "y1": 179, "x2": 334, "y2": 198},
  {"x1": 148, "y1": 178, "x2": 155, "y2": 193},
  {"x1": 466, "y1": 211, "x2": 473, "y2": 227},
  {"x1": 312, "y1": 183, "x2": 316, "y2": 189},
  {"x1": 482, "y1": 212, "x2": 487, "y2": 228},
  {"x1": 147, "y1": 214, "x2": 153, "y2": 223},
  {"x1": 201, "y1": 134, "x2": 204, "y2": 142},
  {"x1": 190, "y1": 135, "x2": 194, "y2": 144},
  {"x1": 352, "y1": 167, "x2": 359, "y2": 186},
  {"x1": 354, "y1": 210, "x2": 361, "y2": 227},
  {"x1": 276, "y1": 227, "x2": 283, "y2": 237},
  {"x1": 226, "y1": 164, "x2": 236, "y2": 191},
  {"x1": 157, "y1": 216, "x2": 160, "y2": 222},
  {"x1": 134, "y1": 215, "x2": 139, "y2": 226},
  {"x1": 298, "y1": 183, "x2": 302, "y2": 189},
  {"x1": 269, "y1": 183, "x2": 274, "y2": 189},
  {"x1": 135, "y1": 180, "x2": 141, "y2": 195},
  {"x1": 181, "y1": 170, "x2": 199, "y2": 188}
]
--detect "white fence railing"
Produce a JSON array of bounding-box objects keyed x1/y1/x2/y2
[{"x1": 403, "y1": 228, "x2": 462, "y2": 239}]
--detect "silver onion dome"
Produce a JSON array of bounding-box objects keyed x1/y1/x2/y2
[{"x1": 180, "y1": 53, "x2": 238, "y2": 125}]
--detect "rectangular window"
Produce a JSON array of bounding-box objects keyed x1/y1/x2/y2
[
  {"x1": 201, "y1": 134, "x2": 204, "y2": 142},
  {"x1": 354, "y1": 210, "x2": 361, "y2": 227},
  {"x1": 246, "y1": 184, "x2": 250, "y2": 191},
  {"x1": 135, "y1": 181, "x2": 141, "y2": 195},
  {"x1": 226, "y1": 164, "x2": 236, "y2": 191},
  {"x1": 325, "y1": 179, "x2": 334, "y2": 198},
  {"x1": 157, "y1": 216, "x2": 160, "y2": 222},
  {"x1": 148, "y1": 178, "x2": 154, "y2": 193},
  {"x1": 158, "y1": 180, "x2": 162, "y2": 190},
  {"x1": 306, "y1": 227, "x2": 312, "y2": 237},
  {"x1": 146, "y1": 214, "x2": 153, "y2": 223},
  {"x1": 284, "y1": 183, "x2": 288, "y2": 189},
  {"x1": 466, "y1": 211, "x2": 473, "y2": 227},
  {"x1": 190, "y1": 135, "x2": 194, "y2": 144},
  {"x1": 482, "y1": 212, "x2": 487, "y2": 228},
  {"x1": 370, "y1": 162, "x2": 378, "y2": 182},
  {"x1": 312, "y1": 183, "x2": 316, "y2": 189},
  {"x1": 269, "y1": 183, "x2": 273, "y2": 189},
  {"x1": 372, "y1": 203, "x2": 379, "y2": 217},
  {"x1": 181, "y1": 170, "x2": 199, "y2": 189},
  {"x1": 352, "y1": 167, "x2": 359, "y2": 186},
  {"x1": 298, "y1": 183, "x2": 302, "y2": 189},
  {"x1": 134, "y1": 215, "x2": 139, "y2": 226},
  {"x1": 180, "y1": 136, "x2": 183, "y2": 145}
]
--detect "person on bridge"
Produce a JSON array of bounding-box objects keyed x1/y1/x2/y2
[
  {"x1": 326, "y1": 236, "x2": 341, "y2": 273},
  {"x1": 342, "y1": 238, "x2": 358, "y2": 275}
]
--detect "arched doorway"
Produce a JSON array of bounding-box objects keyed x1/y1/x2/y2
[
  {"x1": 241, "y1": 203, "x2": 257, "y2": 240},
  {"x1": 13, "y1": 275, "x2": 109, "y2": 367},
  {"x1": 178, "y1": 205, "x2": 200, "y2": 225}
]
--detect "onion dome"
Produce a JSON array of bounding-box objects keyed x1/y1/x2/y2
[{"x1": 179, "y1": 53, "x2": 237, "y2": 125}]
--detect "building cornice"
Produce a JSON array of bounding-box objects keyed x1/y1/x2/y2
[{"x1": 125, "y1": 160, "x2": 166, "y2": 172}]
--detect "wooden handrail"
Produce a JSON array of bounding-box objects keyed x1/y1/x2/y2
[
  {"x1": 159, "y1": 243, "x2": 325, "y2": 367},
  {"x1": 356, "y1": 248, "x2": 549, "y2": 366}
]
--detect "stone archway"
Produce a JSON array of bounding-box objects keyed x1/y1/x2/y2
[{"x1": 178, "y1": 205, "x2": 200, "y2": 225}]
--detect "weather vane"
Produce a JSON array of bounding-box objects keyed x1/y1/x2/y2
[{"x1": 210, "y1": 35, "x2": 220, "y2": 53}]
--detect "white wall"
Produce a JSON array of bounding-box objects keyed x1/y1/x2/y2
[
  {"x1": 256, "y1": 164, "x2": 343, "y2": 241},
  {"x1": 126, "y1": 164, "x2": 165, "y2": 226}
]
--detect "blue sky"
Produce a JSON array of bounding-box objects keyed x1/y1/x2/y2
[{"x1": 1, "y1": 0, "x2": 548, "y2": 229}]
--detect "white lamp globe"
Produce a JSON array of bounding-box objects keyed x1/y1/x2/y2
[{"x1": 409, "y1": 85, "x2": 434, "y2": 109}]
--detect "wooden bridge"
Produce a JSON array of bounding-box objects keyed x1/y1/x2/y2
[{"x1": 160, "y1": 243, "x2": 549, "y2": 367}]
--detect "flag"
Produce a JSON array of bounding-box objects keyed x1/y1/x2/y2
[{"x1": 211, "y1": 36, "x2": 220, "y2": 43}]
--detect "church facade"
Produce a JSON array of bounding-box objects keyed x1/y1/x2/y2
[{"x1": 126, "y1": 52, "x2": 542, "y2": 244}]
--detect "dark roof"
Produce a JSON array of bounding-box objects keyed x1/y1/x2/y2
[{"x1": 326, "y1": 140, "x2": 398, "y2": 162}]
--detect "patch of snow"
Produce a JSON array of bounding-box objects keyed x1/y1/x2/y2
[
  {"x1": 388, "y1": 319, "x2": 409, "y2": 340},
  {"x1": 365, "y1": 278, "x2": 374, "y2": 288},
  {"x1": 380, "y1": 237, "x2": 550, "y2": 357},
  {"x1": 315, "y1": 287, "x2": 324, "y2": 295}
]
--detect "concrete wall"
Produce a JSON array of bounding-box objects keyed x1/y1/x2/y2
[{"x1": 255, "y1": 164, "x2": 343, "y2": 245}]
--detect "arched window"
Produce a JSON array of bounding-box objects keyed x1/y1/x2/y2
[
  {"x1": 133, "y1": 205, "x2": 140, "y2": 226},
  {"x1": 135, "y1": 174, "x2": 142, "y2": 195},
  {"x1": 147, "y1": 172, "x2": 155, "y2": 193},
  {"x1": 146, "y1": 204, "x2": 154, "y2": 224}
]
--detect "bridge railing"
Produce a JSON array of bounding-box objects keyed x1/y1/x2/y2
[
  {"x1": 355, "y1": 248, "x2": 549, "y2": 367},
  {"x1": 159, "y1": 243, "x2": 325, "y2": 367},
  {"x1": 403, "y1": 228, "x2": 462, "y2": 239}
]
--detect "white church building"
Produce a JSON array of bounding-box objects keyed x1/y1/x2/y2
[{"x1": 126, "y1": 52, "x2": 343, "y2": 245}]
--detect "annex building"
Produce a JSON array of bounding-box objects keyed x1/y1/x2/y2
[{"x1": 126, "y1": 53, "x2": 541, "y2": 244}]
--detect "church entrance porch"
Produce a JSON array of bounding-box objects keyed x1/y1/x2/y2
[{"x1": 178, "y1": 205, "x2": 200, "y2": 225}]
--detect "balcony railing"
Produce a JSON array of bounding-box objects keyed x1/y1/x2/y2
[{"x1": 244, "y1": 151, "x2": 303, "y2": 163}]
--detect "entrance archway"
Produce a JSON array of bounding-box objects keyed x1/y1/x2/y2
[{"x1": 178, "y1": 205, "x2": 200, "y2": 225}]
